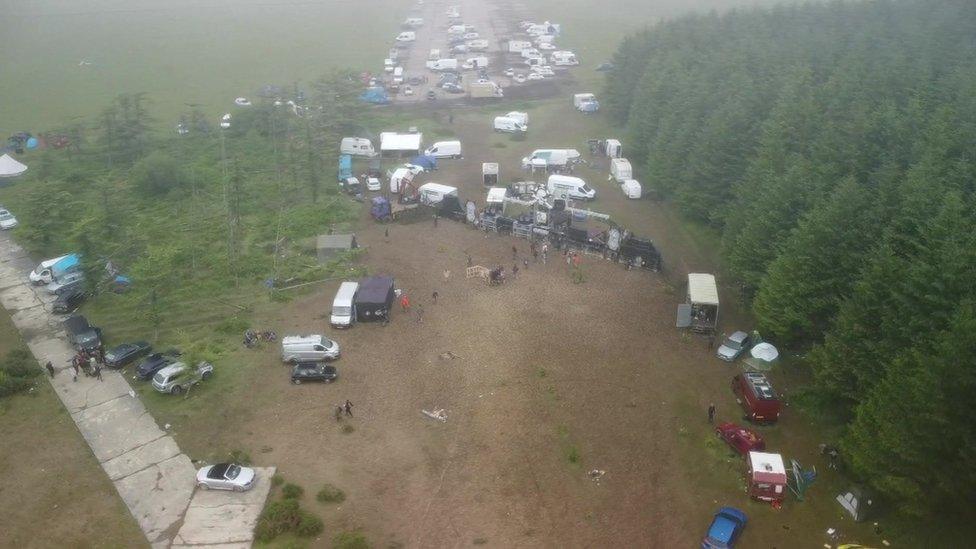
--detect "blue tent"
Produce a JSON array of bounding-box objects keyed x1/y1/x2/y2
[
  {"x1": 410, "y1": 155, "x2": 437, "y2": 171},
  {"x1": 370, "y1": 196, "x2": 391, "y2": 221},
  {"x1": 360, "y1": 87, "x2": 390, "y2": 105}
]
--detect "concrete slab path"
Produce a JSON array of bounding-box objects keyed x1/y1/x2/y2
[{"x1": 0, "y1": 233, "x2": 273, "y2": 547}]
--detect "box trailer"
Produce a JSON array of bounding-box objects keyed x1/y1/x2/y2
[
  {"x1": 610, "y1": 158, "x2": 633, "y2": 182},
  {"x1": 677, "y1": 273, "x2": 719, "y2": 332},
  {"x1": 354, "y1": 276, "x2": 395, "y2": 322},
  {"x1": 482, "y1": 162, "x2": 499, "y2": 186}
]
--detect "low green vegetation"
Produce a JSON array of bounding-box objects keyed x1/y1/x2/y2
[
  {"x1": 254, "y1": 498, "x2": 323, "y2": 542},
  {"x1": 605, "y1": 0, "x2": 976, "y2": 524},
  {"x1": 281, "y1": 483, "x2": 304, "y2": 500},
  {"x1": 315, "y1": 483, "x2": 346, "y2": 504},
  {"x1": 332, "y1": 530, "x2": 370, "y2": 549},
  {"x1": 0, "y1": 349, "x2": 42, "y2": 398}
]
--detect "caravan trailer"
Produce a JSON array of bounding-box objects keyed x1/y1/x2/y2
[
  {"x1": 340, "y1": 137, "x2": 376, "y2": 157},
  {"x1": 610, "y1": 158, "x2": 633, "y2": 182}
]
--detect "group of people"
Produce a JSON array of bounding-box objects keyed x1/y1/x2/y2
[
  {"x1": 243, "y1": 329, "x2": 278, "y2": 348},
  {"x1": 333, "y1": 400, "x2": 354, "y2": 420},
  {"x1": 70, "y1": 346, "x2": 106, "y2": 381}
]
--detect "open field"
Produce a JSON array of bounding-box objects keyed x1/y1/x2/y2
[{"x1": 0, "y1": 308, "x2": 146, "y2": 548}]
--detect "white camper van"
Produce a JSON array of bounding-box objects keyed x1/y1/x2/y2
[
  {"x1": 506, "y1": 111, "x2": 529, "y2": 126},
  {"x1": 621, "y1": 179, "x2": 642, "y2": 199},
  {"x1": 610, "y1": 158, "x2": 633, "y2": 182},
  {"x1": 424, "y1": 140, "x2": 462, "y2": 159},
  {"x1": 340, "y1": 137, "x2": 376, "y2": 157},
  {"x1": 29, "y1": 255, "x2": 70, "y2": 285},
  {"x1": 396, "y1": 31, "x2": 416, "y2": 43},
  {"x1": 547, "y1": 175, "x2": 596, "y2": 200},
  {"x1": 389, "y1": 165, "x2": 421, "y2": 193},
  {"x1": 604, "y1": 139, "x2": 622, "y2": 158},
  {"x1": 493, "y1": 116, "x2": 527, "y2": 133},
  {"x1": 331, "y1": 281, "x2": 359, "y2": 328},
  {"x1": 552, "y1": 51, "x2": 579, "y2": 66},
  {"x1": 418, "y1": 183, "x2": 459, "y2": 206}
]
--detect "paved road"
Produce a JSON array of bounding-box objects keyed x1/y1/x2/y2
[
  {"x1": 389, "y1": 0, "x2": 525, "y2": 103},
  {"x1": 0, "y1": 232, "x2": 273, "y2": 548}
]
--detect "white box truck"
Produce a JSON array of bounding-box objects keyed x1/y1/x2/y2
[
  {"x1": 547, "y1": 175, "x2": 596, "y2": 200},
  {"x1": 340, "y1": 137, "x2": 376, "y2": 157},
  {"x1": 426, "y1": 58, "x2": 459, "y2": 72},
  {"x1": 610, "y1": 158, "x2": 633, "y2": 182},
  {"x1": 418, "y1": 183, "x2": 459, "y2": 205},
  {"x1": 494, "y1": 116, "x2": 527, "y2": 133},
  {"x1": 424, "y1": 140, "x2": 463, "y2": 159},
  {"x1": 331, "y1": 281, "x2": 359, "y2": 328}
]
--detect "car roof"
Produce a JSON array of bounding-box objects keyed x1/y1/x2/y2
[
  {"x1": 708, "y1": 514, "x2": 737, "y2": 543},
  {"x1": 729, "y1": 331, "x2": 749, "y2": 342},
  {"x1": 208, "y1": 463, "x2": 232, "y2": 478},
  {"x1": 156, "y1": 362, "x2": 186, "y2": 377}
]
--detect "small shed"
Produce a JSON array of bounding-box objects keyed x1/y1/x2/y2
[{"x1": 316, "y1": 234, "x2": 357, "y2": 263}]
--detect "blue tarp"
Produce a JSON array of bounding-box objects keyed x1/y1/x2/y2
[
  {"x1": 370, "y1": 196, "x2": 391, "y2": 220},
  {"x1": 360, "y1": 87, "x2": 390, "y2": 104},
  {"x1": 410, "y1": 155, "x2": 437, "y2": 171},
  {"x1": 53, "y1": 254, "x2": 80, "y2": 276},
  {"x1": 338, "y1": 155, "x2": 352, "y2": 181}
]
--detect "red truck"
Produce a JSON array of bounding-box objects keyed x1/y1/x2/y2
[{"x1": 732, "y1": 372, "x2": 782, "y2": 424}]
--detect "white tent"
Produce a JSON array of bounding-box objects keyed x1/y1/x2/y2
[
  {"x1": 750, "y1": 342, "x2": 779, "y2": 362},
  {"x1": 0, "y1": 154, "x2": 28, "y2": 178}
]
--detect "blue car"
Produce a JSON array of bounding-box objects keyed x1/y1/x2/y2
[{"x1": 702, "y1": 507, "x2": 747, "y2": 548}]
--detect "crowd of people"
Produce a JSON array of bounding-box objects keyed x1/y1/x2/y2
[{"x1": 70, "y1": 346, "x2": 106, "y2": 381}]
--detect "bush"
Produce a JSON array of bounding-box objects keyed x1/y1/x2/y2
[
  {"x1": 1, "y1": 349, "x2": 41, "y2": 379},
  {"x1": 271, "y1": 473, "x2": 285, "y2": 487},
  {"x1": 215, "y1": 316, "x2": 250, "y2": 335},
  {"x1": 296, "y1": 512, "x2": 324, "y2": 537},
  {"x1": 333, "y1": 531, "x2": 370, "y2": 549},
  {"x1": 0, "y1": 373, "x2": 35, "y2": 397},
  {"x1": 316, "y1": 483, "x2": 346, "y2": 503},
  {"x1": 255, "y1": 499, "x2": 301, "y2": 542},
  {"x1": 130, "y1": 151, "x2": 187, "y2": 195},
  {"x1": 282, "y1": 483, "x2": 304, "y2": 500},
  {"x1": 228, "y1": 449, "x2": 252, "y2": 465}
]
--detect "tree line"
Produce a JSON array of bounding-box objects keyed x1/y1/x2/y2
[{"x1": 604, "y1": 0, "x2": 976, "y2": 515}]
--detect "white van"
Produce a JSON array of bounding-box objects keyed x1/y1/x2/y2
[
  {"x1": 340, "y1": 137, "x2": 376, "y2": 157},
  {"x1": 552, "y1": 51, "x2": 579, "y2": 66},
  {"x1": 418, "y1": 183, "x2": 459, "y2": 206},
  {"x1": 403, "y1": 17, "x2": 424, "y2": 27},
  {"x1": 426, "y1": 58, "x2": 458, "y2": 72},
  {"x1": 604, "y1": 138, "x2": 622, "y2": 158},
  {"x1": 281, "y1": 335, "x2": 340, "y2": 362},
  {"x1": 29, "y1": 255, "x2": 69, "y2": 285},
  {"x1": 621, "y1": 179, "x2": 642, "y2": 199},
  {"x1": 521, "y1": 148, "x2": 581, "y2": 169},
  {"x1": 506, "y1": 111, "x2": 529, "y2": 126},
  {"x1": 521, "y1": 48, "x2": 542, "y2": 59},
  {"x1": 424, "y1": 140, "x2": 462, "y2": 159},
  {"x1": 573, "y1": 93, "x2": 597, "y2": 109},
  {"x1": 494, "y1": 116, "x2": 527, "y2": 133},
  {"x1": 466, "y1": 40, "x2": 489, "y2": 51},
  {"x1": 393, "y1": 66, "x2": 404, "y2": 84},
  {"x1": 547, "y1": 175, "x2": 596, "y2": 201},
  {"x1": 396, "y1": 31, "x2": 416, "y2": 43},
  {"x1": 331, "y1": 282, "x2": 359, "y2": 328},
  {"x1": 509, "y1": 40, "x2": 532, "y2": 53},
  {"x1": 610, "y1": 158, "x2": 633, "y2": 182},
  {"x1": 463, "y1": 56, "x2": 489, "y2": 70}
]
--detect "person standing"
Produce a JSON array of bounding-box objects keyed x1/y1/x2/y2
[
  {"x1": 512, "y1": 263, "x2": 519, "y2": 279},
  {"x1": 45, "y1": 361, "x2": 55, "y2": 378},
  {"x1": 72, "y1": 360, "x2": 79, "y2": 382},
  {"x1": 707, "y1": 403, "x2": 716, "y2": 424},
  {"x1": 432, "y1": 291, "x2": 439, "y2": 304},
  {"x1": 512, "y1": 245, "x2": 518, "y2": 260},
  {"x1": 400, "y1": 294, "x2": 410, "y2": 312},
  {"x1": 416, "y1": 304, "x2": 424, "y2": 323},
  {"x1": 344, "y1": 400, "x2": 354, "y2": 417},
  {"x1": 94, "y1": 362, "x2": 103, "y2": 382},
  {"x1": 89, "y1": 356, "x2": 98, "y2": 378},
  {"x1": 334, "y1": 405, "x2": 344, "y2": 421},
  {"x1": 433, "y1": 213, "x2": 439, "y2": 227},
  {"x1": 542, "y1": 243, "x2": 548, "y2": 264}
]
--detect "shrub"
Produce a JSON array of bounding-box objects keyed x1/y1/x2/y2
[
  {"x1": 333, "y1": 531, "x2": 370, "y2": 549},
  {"x1": 316, "y1": 483, "x2": 346, "y2": 503},
  {"x1": 228, "y1": 449, "x2": 251, "y2": 465},
  {"x1": 130, "y1": 151, "x2": 187, "y2": 195},
  {"x1": 567, "y1": 446, "x2": 580, "y2": 464},
  {"x1": 215, "y1": 316, "x2": 250, "y2": 335},
  {"x1": 255, "y1": 499, "x2": 301, "y2": 542},
  {"x1": 0, "y1": 373, "x2": 35, "y2": 397},
  {"x1": 296, "y1": 512, "x2": 324, "y2": 537},
  {"x1": 1, "y1": 349, "x2": 41, "y2": 379},
  {"x1": 271, "y1": 473, "x2": 285, "y2": 487},
  {"x1": 282, "y1": 483, "x2": 304, "y2": 500}
]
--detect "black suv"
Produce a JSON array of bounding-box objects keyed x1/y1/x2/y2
[
  {"x1": 290, "y1": 362, "x2": 338, "y2": 384},
  {"x1": 135, "y1": 352, "x2": 176, "y2": 380}
]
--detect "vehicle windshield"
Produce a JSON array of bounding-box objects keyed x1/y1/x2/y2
[
  {"x1": 333, "y1": 306, "x2": 351, "y2": 316},
  {"x1": 78, "y1": 332, "x2": 98, "y2": 344},
  {"x1": 225, "y1": 465, "x2": 241, "y2": 480},
  {"x1": 724, "y1": 339, "x2": 742, "y2": 351},
  {"x1": 581, "y1": 185, "x2": 593, "y2": 193},
  {"x1": 0, "y1": 212, "x2": 13, "y2": 221}
]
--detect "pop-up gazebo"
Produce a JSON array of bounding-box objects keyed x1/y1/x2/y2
[{"x1": 0, "y1": 154, "x2": 28, "y2": 178}]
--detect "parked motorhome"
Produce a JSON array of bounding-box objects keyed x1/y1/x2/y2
[
  {"x1": 418, "y1": 183, "x2": 459, "y2": 206},
  {"x1": 463, "y1": 56, "x2": 489, "y2": 70},
  {"x1": 30, "y1": 254, "x2": 75, "y2": 285},
  {"x1": 506, "y1": 111, "x2": 529, "y2": 126},
  {"x1": 493, "y1": 116, "x2": 527, "y2": 133},
  {"x1": 340, "y1": 137, "x2": 376, "y2": 157},
  {"x1": 747, "y1": 452, "x2": 788, "y2": 503},
  {"x1": 573, "y1": 93, "x2": 597, "y2": 109},
  {"x1": 331, "y1": 281, "x2": 359, "y2": 328},
  {"x1": 732, "y1": 372, "x2": 782, "y2": 424},
  {"x1": 610, "y1": 158, "x2": 633, "y2": 181},
  {"x1": 679, "y1": 273, "x2": 719, "y2": 333},
  {"x1": 604, "y1": 139, "x2": 622, "y2": 158},
  {"x1": 547, "y1": 175, "x2": 595, "y2": 200}
]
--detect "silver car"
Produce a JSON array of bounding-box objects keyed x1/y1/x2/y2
[
  {"x1": 717, "y1": 331, "x2": 751, "y2": 362},
  {"x1": 196, "y1": 463, "x2": 256, "y2": 492}
]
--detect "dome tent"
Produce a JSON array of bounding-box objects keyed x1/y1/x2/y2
[{"x1": 0, "y1": 154, "x2": 28, "y2": 178}]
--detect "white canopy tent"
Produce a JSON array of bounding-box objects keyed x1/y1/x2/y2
[
  {"x1": 380, "y1": 132, "x2": 423, "y2": 155},
  {"x1": 0, "y1": 154, "x2": 28, "y2": 178}
]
